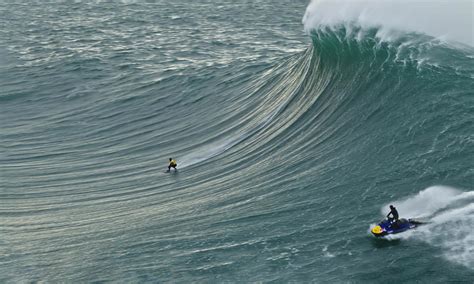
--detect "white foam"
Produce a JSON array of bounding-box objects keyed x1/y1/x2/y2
[
  {"x1": 322, "y1": 245, "x2": 335, "y2": 258},
  {"x1": 303, "y1": 0, "x2": 474, "y2": 46},
  {"x1": 381, "y1": 185, "x2": 463, "y2": 218},
  {"x1": 382, "y1": 186, "x2": 474, "y2": 268}
]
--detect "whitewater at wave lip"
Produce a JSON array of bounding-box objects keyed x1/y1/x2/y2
[{"x1": 1, "y1": 0, "x2": 474, "y2": 282}]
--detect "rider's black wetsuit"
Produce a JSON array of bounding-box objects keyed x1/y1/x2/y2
[{"x1": 387, "y1": 207, "x2": 399, "y2": 221}]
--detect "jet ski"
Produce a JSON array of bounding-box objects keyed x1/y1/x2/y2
[{"x1": 371, "y1": 218, "x2": 423, "y2": 237}]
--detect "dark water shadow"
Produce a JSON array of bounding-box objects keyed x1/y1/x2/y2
[
  {"x1": 164, "y1": 169, "x2": 180, "y2": 175},
  {"x1": 369, "y1": 236, "x2": 402, "y2": 248}
]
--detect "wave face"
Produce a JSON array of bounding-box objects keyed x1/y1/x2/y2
[{"x1": 1, "y1": 1, "x2": 473, "y2": 282}]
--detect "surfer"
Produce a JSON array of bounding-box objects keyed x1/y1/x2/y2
[
  {"x1": 167, "y1": 158, "x2": 177, "y2": 172},
  {"x1": 386, "y1": 205, "x2": 399, "y2": 223}
]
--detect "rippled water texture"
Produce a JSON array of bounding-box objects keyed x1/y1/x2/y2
[{"x1": 1, "y1": 0, "x2": 473, "y2": 282}]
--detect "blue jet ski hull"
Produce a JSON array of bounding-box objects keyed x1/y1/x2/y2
[{"x1": 371, "y1": 218, "x2": 421, "y2": 237}]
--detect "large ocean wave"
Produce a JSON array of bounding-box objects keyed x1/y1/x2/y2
[{"x1": 1, "y1": 1, "x2": 473, "y2": 282}]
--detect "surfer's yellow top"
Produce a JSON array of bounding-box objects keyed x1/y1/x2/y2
[{"x1": 169, "y1": 159, "x2": 177, "y2": 167}]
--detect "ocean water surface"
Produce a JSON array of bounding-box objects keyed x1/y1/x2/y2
[{"x1": 1, "y1": 0, "x2": 473, "y2": 282}]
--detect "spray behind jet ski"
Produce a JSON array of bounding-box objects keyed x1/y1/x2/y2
[{"x1": 370, "y1": 186, "x2": 473, "y2": 268}]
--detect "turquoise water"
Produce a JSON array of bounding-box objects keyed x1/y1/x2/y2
[{"x1": 1, "y1": 1, "x2": 473, "y2": 282}]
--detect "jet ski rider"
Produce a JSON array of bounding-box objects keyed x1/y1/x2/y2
[{"x1": 387, "y1": 205, "x2": 399, "y2": 224}]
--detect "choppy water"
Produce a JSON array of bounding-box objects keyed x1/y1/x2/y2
[{"x1": 1, "y1": 0, "x2": 473, "y2": 282}]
